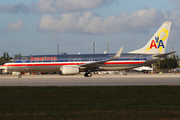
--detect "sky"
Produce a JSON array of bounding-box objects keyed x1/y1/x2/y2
[{"x1": 1, "y1": 0, "x2": 180, "y2": 57}]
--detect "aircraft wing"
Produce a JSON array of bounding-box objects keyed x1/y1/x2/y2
[
  {"x1": 80, "y1": 47, "x2": 123, "y2": 68},
  {"x1": 153, "y1": 51, "x2": 177, "y2": 58}
]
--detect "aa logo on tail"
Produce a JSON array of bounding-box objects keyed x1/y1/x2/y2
[{"x1": 146, "y1": 29, "x2": 169, "y2": 52}]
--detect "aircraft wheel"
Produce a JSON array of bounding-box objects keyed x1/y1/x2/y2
[
  {"x1": 18, "y1": 74, "x2": 22, "y2": 78},
  {"x1": 84, "y1": 72, "x2": 92, "y2": 77},
  {"x1": 88, "y1": 73, "x2": 92, "y2": 77},
  {"x1": 84, "y1": 73, "x2": 87, "y2": 77}
]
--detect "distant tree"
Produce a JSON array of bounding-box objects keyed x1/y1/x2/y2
[
  {"x1": 0, "y1": 56, "x2": 4, "y2": 65},
  {"x1": 3, "y1": 52, "x2": 6, "y2": 58},
  {"x1": 0, "y1": 52, "x2": 13, "y2": 65},
  {"x1": 61, "y1": 52, "x2": 67, "y2": 55},
  {"x1": 154, "y1": 54, "x2": 179, "y2": 70},
  {"x1": 172, "y1": 54, "x2": 179, "y2": 61},
  {"x1": 8, "y1": 57, "x2": 13, "y2": 61},
  {"x1": 14, "y1": 53, "x2": 22, "y2": 59},
  {"x1": 160, "y1": 58, "x2": 178, "y2": 69},
  {"x1": 7, "y1": 53, "x2": 9, "y2": 59}
]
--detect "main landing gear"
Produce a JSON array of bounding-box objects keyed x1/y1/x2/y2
[{"x1": 84, "y1": 72, "x2": 92, "y2": 77}]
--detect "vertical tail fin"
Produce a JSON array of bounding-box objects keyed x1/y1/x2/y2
[{"x1": 129, "y1": 21, "x2": 172, "y2": 54}]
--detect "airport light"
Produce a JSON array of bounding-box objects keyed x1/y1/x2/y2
[
  {"x1": 57, "y1": 44, "x2": 59, "y2": 55},
  {"x1": 92, "y1": 42, "x2": 95, "y2": 54}
]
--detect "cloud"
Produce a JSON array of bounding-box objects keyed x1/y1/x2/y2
[
  {"x1": 0, "y1": 3, "x2": 29, "y2": 13},
  {"x1": 169, "y1": 0, "x2": 180, "y2": 9},
  {"x1": 0, "y1": 0, "x2": 117, "y2": 14},
  {"x1": 38, "y1": 8, "x2": 180, "y2": 34},
  {"x1": 168, "y1": 29, "x2": 180, "y2": 42},
  {"x1": 170, "y1": 0, "x2": 180, "y2": 3},
  {"x1": 38, "y1": 8, "x2": 174, "y2": 34},
  {"x1": 36, "y1": 0, "x2": 116, "y2": 13},
  {"x1": 6, "y1": 20, "x2": 24, "y2": 31}
]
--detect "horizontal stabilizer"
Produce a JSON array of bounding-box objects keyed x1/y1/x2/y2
[{"x1": 153, "y1": 51, "x2": 177, "y2": 57}]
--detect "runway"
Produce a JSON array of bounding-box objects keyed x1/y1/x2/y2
[{"x1": 0, "y1": 73, "x2": 180, "y2": 86}]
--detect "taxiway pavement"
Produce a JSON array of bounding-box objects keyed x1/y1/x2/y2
[{"x1": 0, "y1": 73, "x2": 180, "y2": 86}]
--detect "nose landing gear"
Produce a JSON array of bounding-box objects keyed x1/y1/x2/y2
[{"x1": 18, "y1": 74, "x2": 22, "y2": 78}]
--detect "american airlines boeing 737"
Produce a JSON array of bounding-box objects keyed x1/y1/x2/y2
[{"x1": 2, "y1": 21, "x2": 176, "y2": 78}]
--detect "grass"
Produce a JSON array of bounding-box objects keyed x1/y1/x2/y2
[{"x1": 0, "y1": 86, "x2": 180, "y2": 120}]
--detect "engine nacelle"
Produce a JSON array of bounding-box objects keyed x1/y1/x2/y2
[{"x1": 60, "y1": 66, "x2": 79, "y2": 75}]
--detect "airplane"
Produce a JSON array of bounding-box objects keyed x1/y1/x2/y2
[
  {"x1": 132, "y1": 66, "x2": 153, "y2": 73},
  {"x1": 2, "y1": 21, "x2": 176, "y2": 78},
  {"x1": 174, "y1": 68, "x2": 180, "y2": 72}
]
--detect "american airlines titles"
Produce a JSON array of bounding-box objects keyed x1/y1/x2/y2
[{"x1": 31, "y1": 56, "x2": 57, "y2": 61}]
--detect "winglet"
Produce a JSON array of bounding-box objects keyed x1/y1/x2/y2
[
  {"x1": 115, "y1": 47, "x2": 123, "y2": 58},
  {"x1": 111, "y1": 47, "x2": 123, "y2": 60}
]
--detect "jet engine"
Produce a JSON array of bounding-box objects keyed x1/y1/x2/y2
[{"x1": 60, "y1": 66, "x2": 79, "y2": 75}]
